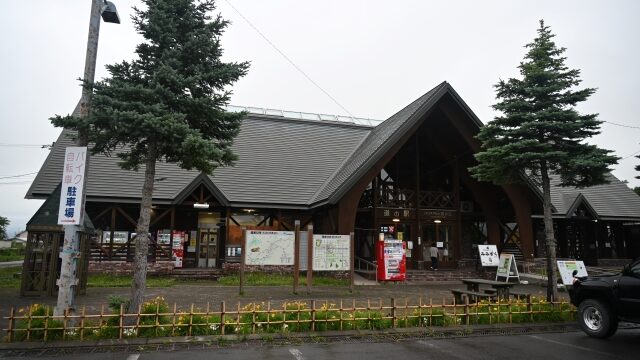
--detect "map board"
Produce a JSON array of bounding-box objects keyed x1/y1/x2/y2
[
  {"x1": 557, "y1": 260, "x2": 588, "y2": 285},
  {"x1": 478, "y1": 245, "x2": 499, "y2": 266},
  {"x1": 312, "y1": 234, "x2": 350, "y2": 271},
  {"x1": 245, "y1": 230, "x2": 295, "y2": 265}
]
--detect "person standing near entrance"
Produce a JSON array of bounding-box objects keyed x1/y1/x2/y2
[{"x1": 429, "y1": 243, "x2": 439, "y2": 270}]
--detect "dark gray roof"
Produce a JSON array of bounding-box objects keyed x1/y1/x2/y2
[
  {"x1": 27, "y1": 82, "x2": 640, "y2": 221},
  {"x1": 26, "y1": 114, "x2": 371, "y2": 207},
  {"x1": 548, "y1": 173, "x2": 640, "y2": 220}
]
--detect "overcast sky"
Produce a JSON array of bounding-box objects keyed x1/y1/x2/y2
[{"x1": 1, "y1": 0, "x2": 639, "y2": 236}]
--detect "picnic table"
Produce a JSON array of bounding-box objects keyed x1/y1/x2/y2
[{"x1": 460, "y1": 278, "x2": 517, "y2": 299}]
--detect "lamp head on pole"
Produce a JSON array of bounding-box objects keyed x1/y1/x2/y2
[{"x1": 101, "y1": 1, "x2": 120, "y2": 24}]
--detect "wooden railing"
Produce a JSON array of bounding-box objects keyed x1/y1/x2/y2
[
  {"x1": 359, "y1": 189, "x2": 454, "y2": 209},
  {"x1": 354, "y1": 256, "x2": 378, "y2": 281},
  {"x1": 3, "y1": 297, "x2": 575, "y2": 342}
]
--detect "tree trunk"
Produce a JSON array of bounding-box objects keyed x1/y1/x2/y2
[
  {"x1": 540, "y1": 161, "x2": 559, "y2": 301},
  {"x1": 129, "y1": 142, "x2": 158, "y2": 313}
]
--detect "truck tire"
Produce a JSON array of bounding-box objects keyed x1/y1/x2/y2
[{"x1": 577, "y1": 299, "x2": 618, "y2": 338}]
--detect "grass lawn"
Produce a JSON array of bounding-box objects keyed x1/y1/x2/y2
[
  {"x1": 0, "y1": 266, "x2": 22, "y2": 288},
  {"x1": 217, "y1": 272, "x2": 349, "y2": 286},
  {"x1": 0, "y1": 267, "x2": 349, "y2": 289}
]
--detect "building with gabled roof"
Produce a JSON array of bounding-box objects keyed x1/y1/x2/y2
[{"x1": 24, "y1": 82, "x2": 640, "y2": 276}]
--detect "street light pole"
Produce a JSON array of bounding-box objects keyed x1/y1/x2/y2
[{"x1": 55, "y1": 0, "x2": 120, "y2": 317}]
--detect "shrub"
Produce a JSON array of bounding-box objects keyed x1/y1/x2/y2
[{"x1": 12, "y1": 304, "x2": 64, "y2": 341}]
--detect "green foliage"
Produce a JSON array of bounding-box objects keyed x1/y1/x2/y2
[
  {"x1": 469, "y1": 19, "x2": 618, "y2": 301},
  {"x1": 87, "y1": 273, "x2": 178, "y2": 288},
  {"x1": 0, "y1": 266, "x2": 21, "y2": 288},
  {"x1": 217, "y1": 272, "x2": 349, "y2": 286},
  {"x1": 634, "y1": 186, "x2": 640, "y2": 196},
  {"x1": 50, "y1": 0, "x2": 249, "y2": 174},
  {"x1": 0, "y1": 216, "x2": 9, "y2": 241},
  {"x1": 9, "y1": 298, "x2": 575, "y2": 342},
  {"x1": 13, "y1": 304, "x2": 64, "y2": 342},
  {"x1": 470, "y1": 20, "x2": 618, "y2": 187},
  {"x1": 0, "y1": 247, "x2": 25, "y2": 262},
  {"x1": 49, "y1": 0, "x2": 249, "y2": 310}
]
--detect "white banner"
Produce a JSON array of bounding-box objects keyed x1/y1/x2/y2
[{"x1": 57, "y1": 147, "x2": 87, "y2": 225}]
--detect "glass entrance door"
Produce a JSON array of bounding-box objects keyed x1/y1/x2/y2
[
  {"x1": 198, "y1": 228, "x2": 217, "y2": 268},
  {"x1": 422, "y1": 223, "x2": 455, "y2": 268}
]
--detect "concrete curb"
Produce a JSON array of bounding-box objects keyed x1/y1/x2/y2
[{"x1": 0, "y1": 322, "x2": 580, "y2": 351}]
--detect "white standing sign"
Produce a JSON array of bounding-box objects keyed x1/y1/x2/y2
[
  {"x1": 496, "y1": 253, "x2": 520, "y2": 282},
  {"x1": 478, "y1": 245, "x2": 499, "y2": 266},
  {"x1": 557, "y1": 260, "x2": 588, "y2": 285},
  {"x1": 57, "y1": 147, "x2": 88, "y2": 225},
  {"x1": 245, "y1": 230, "x2": 295, "y2": 265}
]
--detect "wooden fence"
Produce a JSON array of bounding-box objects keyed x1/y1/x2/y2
[{"x1": 3, "y1": 296, "x2": 575, "y2": 342}]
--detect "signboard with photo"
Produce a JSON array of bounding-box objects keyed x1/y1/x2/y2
[{"x1": 557, "y1": 260, "x2": 588, "y2": 285}]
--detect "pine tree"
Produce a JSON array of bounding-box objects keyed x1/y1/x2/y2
[
  {"x1": 0, "y1": 216, "x2": 9, "y2": 241},
  {"x1": 469, "y1": 20, "x2": 618, "y2": 301},
  {"x1": 51, "y1": 0, "x2": 249, "y2": 312}
]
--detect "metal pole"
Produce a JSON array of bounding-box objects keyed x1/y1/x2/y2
[{"x1": 54, "y1": 0, "x2": 103, "y2": 317}]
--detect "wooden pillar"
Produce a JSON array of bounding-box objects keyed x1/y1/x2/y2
[
  {"x1": 415, "y1": 135, "x2": 422, "y2": 260},
  {"x1": 453, "y1": 157, "x2": 462, "y2": 263}
]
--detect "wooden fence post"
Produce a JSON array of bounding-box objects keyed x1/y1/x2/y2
[
  {"x1": 306, "y1": 225, "x2": 313, "y2": 294},
  {"x1": 311, "y1": 299, "x2": 316, "y2": 332},
  {"x1": 349, "y1": 232, "x2": 355, "y2": 293},
  {"x1": 293, "y1": 220, "x2": 300, "y2": 294},
  {"x1": 220, "y1": 301, "x2": 226, "y2": 335},
  {"x1": 391, "y1": 298, "x2": 396, "y2": 328},
  {"x1": 240, "y1": 228, "x2": 246, "y2": 295},
  {"x1": 7, "y1": 307, "x2": 14, "y2": 342}
]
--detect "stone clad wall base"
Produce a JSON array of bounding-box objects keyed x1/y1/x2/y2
[
  {"x1": 222, "y1": 263, "x2": 349, "y2": 279},
  {"x1": 89, "y1": 261, "x2": 174, "y2": 275}
]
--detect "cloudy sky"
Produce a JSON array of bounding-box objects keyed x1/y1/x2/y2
[{"x1": 1, "y1": 0, "x2": 639, "y2": 236}]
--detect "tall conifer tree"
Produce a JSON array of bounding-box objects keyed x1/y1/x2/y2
[
  {"x1": 52, "y1": 0, "x2": 249, "y2": 311},
  {"x1": 470, "y1": 20, "x2": 618, "y2": 301}
]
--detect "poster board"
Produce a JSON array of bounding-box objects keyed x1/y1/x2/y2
[
  {"x1": 478, "y1": 245, "x2": 499, "y2": 266},
  {"x1": 312, "y1": 234, "x2": 350, "y2": 271},
  {"x1": 496, "y1": 253, "x2": 519, "y2": 282},
  {"x1": 245, "y1": 230, "x2": 295, "y2": 265},
  {"x1": 557, "y1": 260, "x2": 588, "y2": 285}
]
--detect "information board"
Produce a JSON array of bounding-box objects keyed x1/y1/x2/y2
[
  {"x1": 312, "y1": 234, "x2": 350, "y2": 271},
  {"x1": 478, "y1": 245, "x2": 499, "y2": 266},
  {"x1": 245, "y1": 230, "x2": 295, "y2": 265},
  {"x1": 557, "y1": 260, "x2": 588, "y2": 285}
]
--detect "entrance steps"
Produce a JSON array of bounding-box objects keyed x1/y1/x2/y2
[{"x1": 170, "y1": 268, "x2": 223, "y2": 280}]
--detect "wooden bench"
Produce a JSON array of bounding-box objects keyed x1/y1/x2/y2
[
  {"x1": 450, "y1": 289, "x2": 496, "y2": 304},
  {"x1": 483, "y1": 289, "x2": 531, "y2": 302}
]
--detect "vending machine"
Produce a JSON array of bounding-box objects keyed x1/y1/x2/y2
[
  {"x1": 172, "y1": 231, "x2": 185, "y2": 268},
  {"x1": 376, "y1": 238, "x2": 406, "y2": 281}
]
